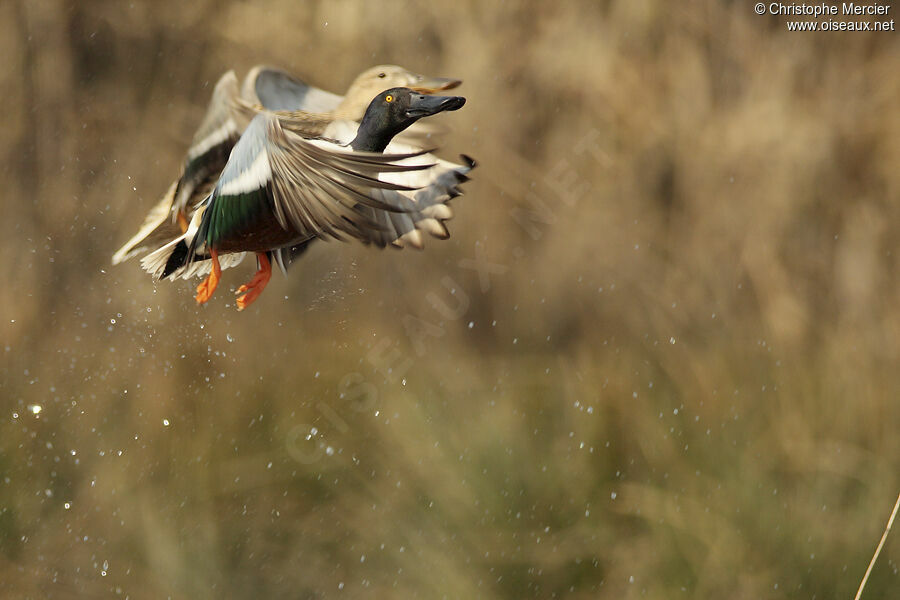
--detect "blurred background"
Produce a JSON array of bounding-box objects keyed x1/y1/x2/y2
[{"x1": 2, "y1": 1, "x2": 899, "y2": 598}]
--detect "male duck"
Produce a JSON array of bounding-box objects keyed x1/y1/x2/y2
[
  {"x1": 141, "y1": 88, "x2": 472, "y2": 310},
  {"x1": 112, "y1": 65, "x2": 461, "y2": 265}
]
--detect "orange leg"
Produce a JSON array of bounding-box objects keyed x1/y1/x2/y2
[
  {"x1": 176, "y1": 211, "x2": 189, "y2": 234},
  {"x1": 235, "y1": 252, "x2": 272, "y2": 311},
  {"x1": 195, "y1": 249, "x2": 221, "y2": 305}
]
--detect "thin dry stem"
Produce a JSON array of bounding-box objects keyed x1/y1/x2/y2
[{"x1": 853, "y1": 491, "x2": 900, "y2": 600}]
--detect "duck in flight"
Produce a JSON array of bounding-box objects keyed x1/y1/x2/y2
[
  {"x1": 141, "y1": 87, "x2": 471, "y2": 310},
  {"x1": 112, "y1": 65, "x2": 461, "y2": 266}
]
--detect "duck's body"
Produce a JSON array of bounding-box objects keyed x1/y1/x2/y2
[
  {"x1": 112, "y1": 65, "x2": 461, "y2": 265},
  {"x1": 142, "y1": 88, "x2": 472, "y2": 310}
]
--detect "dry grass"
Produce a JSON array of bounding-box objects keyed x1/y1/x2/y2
[
  {"x1": 855, "y1": 492, "x2": 900, "y2": 600},
  {"x1": 1, "y1": 0, "x2": 898, "y2": 598}
]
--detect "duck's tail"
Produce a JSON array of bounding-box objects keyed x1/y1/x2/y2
[
  {"x1": 112, "y1": 181, "x2": 181, "y2": 265},
  {"x1": 141, "y1": 206, "x2": 245, "y2": 281},
  {"x1": 140, "y1": 237, "x2": 188, "y2": 281}
]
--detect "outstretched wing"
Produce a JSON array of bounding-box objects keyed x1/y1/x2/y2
[
  {"x1": 114, "y1": 72, "x2": 241, "y2": 264},
  {"x1": 242, "y1": 65, "x2": 343, "y2": 113},
  {"x1": 351, "y1": 151, "x2": 474, "y2": 249},
  {"x1": 175, "y1": 70, "x2": 243, "y2": 216},
  {"x1": 191, "y1": 113, "x2": 433, "y2": 260},
  {"x1": 319, "y1": 120, "x2": 475, "y2": 249}
]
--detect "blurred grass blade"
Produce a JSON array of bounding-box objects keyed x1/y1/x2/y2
[{"x1": 854, "y1": 492, "x2": 900, "y2": 600}]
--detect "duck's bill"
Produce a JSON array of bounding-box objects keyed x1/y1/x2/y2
[
  {"x1": 410, "y1": 76, "x2": 462, "y2": 94},
  {"x1": 406, "y1": 94, "x2": 466, "y2": 118}
]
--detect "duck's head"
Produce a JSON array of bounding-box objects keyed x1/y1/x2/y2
[
  {"x1": 336, "y1": 65, "x2": 462, "y2": 120},
  {"x1": 351, "y1": 87, "x2": 465, "y2": 152}
]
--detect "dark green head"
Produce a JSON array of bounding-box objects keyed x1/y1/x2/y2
[{"x1": 350, "y1": 87, "x2": 466, "y2": 152}]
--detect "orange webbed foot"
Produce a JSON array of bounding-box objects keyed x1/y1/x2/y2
[
  {"x1": 235, "y1": 253, "x2": 272, "y2": 311},
  {"x1": 195, "y1": 249, "x2": 221, "y2": 305}
]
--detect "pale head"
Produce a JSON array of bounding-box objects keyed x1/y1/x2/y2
[{"x1": 334, "y1": 65, "x2": 461, "y2": 121}]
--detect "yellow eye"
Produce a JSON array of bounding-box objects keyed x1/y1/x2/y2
[{"x1": 385, "y1": 94, "x2": 393, "y2": 103}]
